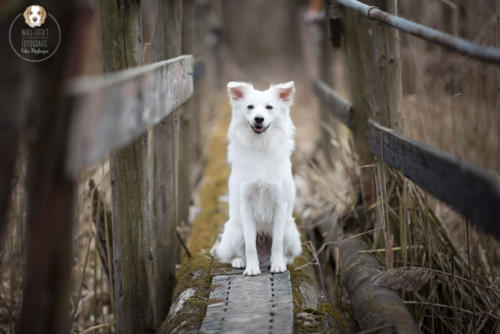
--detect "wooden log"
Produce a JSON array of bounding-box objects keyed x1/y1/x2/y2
[
  {"x1": 338, "y1": 238, "x2": 420, "y2": 333},
  {"x1": 65, "y1": 55, "x2": 193, "y2": 176},
  {"x1": 18, "y1": 3, "x2": 93, "y2": 334},
  {"x1": 369, "y1": 120, "x2": 500, "y2": 239}
]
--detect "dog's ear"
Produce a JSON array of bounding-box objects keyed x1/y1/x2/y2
[
  {"x1": 227, "y1": 82, "x2": 252, "y2": 102},
  {"x1": 23, "y1": 6, "x2": 30, "y2": 24},
  {"x1": 271, "y1": 81, "x2": 295, "y2": 105},
  {"x1": 41, "y1": 7, "x2": 47, "y2": 23}
]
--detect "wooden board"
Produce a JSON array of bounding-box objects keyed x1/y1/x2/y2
[
  {"x1": 200, "y1": 271, "x2": 293, "y2": 334},
  {"x1": 65, "y1": 55, "x2": 193, "y2": 176},
  {"x1": 369, "y1": 120, "x2": 500, "y2": 238},
  {"x1": 313, "y1": 79, "x2": 353, "y2": 128}
]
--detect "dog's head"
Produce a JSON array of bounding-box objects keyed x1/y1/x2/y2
[
  {"x1": 227, "y1": 81, "x2": 295, "y2": 135},
  {"x1": 24, "y1": 5, "x2": 47, "y2": 28}
]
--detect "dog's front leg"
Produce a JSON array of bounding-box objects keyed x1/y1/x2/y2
[
  {"x1": 241, "y1": 200, "x2": 260, "y2": 276},
  {"x1": 270, "y1": 205, "x2": 287, "y2": 273}
]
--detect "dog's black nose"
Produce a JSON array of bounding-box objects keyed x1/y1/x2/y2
[{"x1": 254, "y1": 117, "x2": 264, "y2": 124}]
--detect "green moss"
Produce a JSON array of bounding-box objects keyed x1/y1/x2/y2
[
  {"x1": 289, "y1": 218, "x2": 350, "y2": 333},
  {"x1": 159, "y1": 101, "x2": 231, "y2": 334},
  {"x1": 318, "y1": 302, "x2": 350, "y2": 328}
]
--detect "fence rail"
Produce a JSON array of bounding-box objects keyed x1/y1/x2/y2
[
  {"x1": 313, "y1": 80, "x2": 352, "y2": 127},
  {"x1": 313, "y1": 80, "x2": 500, "y2": 239},
  {"x1": 335, "y1": 0, "x2": 500, "y2": 65},
  {"x1": 65, "y1": 55, "x2": 193, "y2": 176},
  {"x1": 369, "y1": 120, "x2": 500, "y2": 238}
]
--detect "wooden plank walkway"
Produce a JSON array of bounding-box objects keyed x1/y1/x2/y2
[
  {"x1": 200, "y1": 272, "x2": 293, "y2": 334},
  {"x1": 160, "y1": 98, "x2": 353, "y2": 334}
]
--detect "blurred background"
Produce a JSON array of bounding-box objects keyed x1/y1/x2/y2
[{"x1": 1, "y1": 0, "x2": 500, "y2": 333}]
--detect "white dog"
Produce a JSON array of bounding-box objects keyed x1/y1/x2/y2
[
  {"x1": 24, "y1": 5, "x2": 47, "y2": 28},
  {"x1": 214, "y1": 81, "x2": 302, "y2": 276}
]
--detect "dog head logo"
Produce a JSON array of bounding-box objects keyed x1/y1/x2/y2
[{"x1": 23, "y1": 5, "x2": 47, "y2": 28}]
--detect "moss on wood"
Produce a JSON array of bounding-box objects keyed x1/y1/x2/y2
[
  {"x1": 161, "y1": 98, "x2": 351, "y2": 333},
  {"x1": 289, "y1": 219, "x2": 351, "y2": 333},
  {"x1": 159, "y1": 100, "x2": 230, "y2": 334}
]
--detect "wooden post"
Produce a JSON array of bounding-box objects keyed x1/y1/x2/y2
[
  {"x1": 339, "y1": 2, "x2": 416, "y2": 330},
  {"x1": 99, "y1": 1, "x2": 153, "y2": 334},
  {"x1": 180, "y1": 0, "x2": 195, "y2": 229},
  {"x1": 315, "y1": 0, "x2": 334, "y2": 159},
  {"x1": 340, "y1": 0, "x2": 403, "y2": 207},
  {"x1": 0, "y1": 3, "x2": 25, "y2": 248},
  {"x1": 149, "y1": 0, "x2": 183, "y2": 325},
  {"x1": 18, "y1": 3, "x2": 91, "y2": 334}
]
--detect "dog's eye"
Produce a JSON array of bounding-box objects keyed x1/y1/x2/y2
[
  {"x1": 266, "y1": 105, "x2": 273, "y2": 110},
  {"x1": 29, "y1": 11, "x2": 32, "y2": 15},
  {"x1": 247, "y1": 105, "x2": 254, "y2": 110},
  {"x1": 38, "y1": 11, "x2": 41, "y2": 14}
]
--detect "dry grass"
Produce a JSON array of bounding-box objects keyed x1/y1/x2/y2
[
  {"x1": 294, "y1": 3, "x2": 500, "y2": 332},
  {"x1": 296, "y1": 139, "x2": 500, "y2": 333}
]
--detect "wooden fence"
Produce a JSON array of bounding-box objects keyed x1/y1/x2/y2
[
  {"x1": 314, "y1": 0, "x2": 500, "y2": 239},
  {"x1": 0, "y1": 1, "x2": 213, "y2": 334},
  {"x1": 310, "y1": 0, "x2": 500, "y2": 332}
]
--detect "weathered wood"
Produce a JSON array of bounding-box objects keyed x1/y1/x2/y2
[
  {"x1": 369, "y1": 120, "x2": 500, "y2": 239},
  {"x1": 18, "y1": 3, "x2": 92, "y2": 334},
  {"x1": 200, "y1": 272, "x2": 294, "y2": 334},
  {"x1": 341, "y1": 0, "x2": 403, "y2": 204},
  {"x1": 341, "y1": 0, "x2": 375, "y2": 204},
  {"x1": 65, "y1": 55, "x2": 194, "y2": 176},
  {"x1": 179, "y1": 0, "x2": 195, "y2": 238},
  {"x1": 338, "y1": 238, "x2": 420, "y2": 333},
  {"x1": 148, "y1": 0, "x2": 184, "y2": 324},
  {"x1": 315, "y1": 3, "x2": 335, "y2": 157},
  {"x1": 162, "y1": 99, "x2": 349, "y2": 334},
  {"x1": 98, "y1": 1, "x2": 154, "y2": 333},
  {"x1": 313, "y1": 79, "x2": 352, "y2": 128},
  {"x1": 337, "y1": 0, "x2": 500, "y2": 65}
]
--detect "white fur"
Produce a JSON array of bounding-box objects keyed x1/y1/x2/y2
[{"x1": 214, "y1": 81, "x2": 302, "y2": 276}]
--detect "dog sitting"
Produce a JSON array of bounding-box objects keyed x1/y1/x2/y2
[
  {"x1": 214, "y1": 81, "x2": 302, "y2": 276},
  {"x1": 24, "y1": 5, "x2": 47, "y2": 28}
]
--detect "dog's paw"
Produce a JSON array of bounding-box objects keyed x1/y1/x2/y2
[
  {"x1": 243, "y1": 265, "x2": 261, "y2": 276},
  {"x1": 231, "y1": 258, "x2": 245, "y2": 269},
  {"x1": 270, "y1": 262, "x2": 287, "y2": 273}
]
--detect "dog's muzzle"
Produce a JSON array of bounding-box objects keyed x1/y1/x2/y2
[{"x1": 250, "y1": 122, "x2": 271, "y2": 134}]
